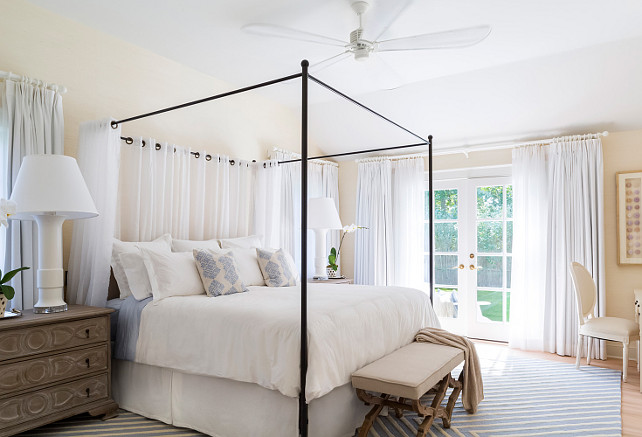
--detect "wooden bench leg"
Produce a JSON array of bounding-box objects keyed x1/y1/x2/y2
[
  {"x1": 416, "y1": 375, "x2": 449, "y2": 437},
  {"x1": 441, "y1": 372, "x2": 463, "y2": 428},
  {"x1": 357, "y1": 394, "x2": 390, "y2": 437}
]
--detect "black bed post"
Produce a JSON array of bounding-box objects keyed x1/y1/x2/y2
[
  {"x1": 428, "y1": 135, "x2": 434, "y2": 304},
  {"x1": 299, "y1": 59, "x2": 309, "y2": 437}
]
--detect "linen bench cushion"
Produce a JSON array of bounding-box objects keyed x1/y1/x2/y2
[{"x1": 352, "y1": 342, "x2": 464, "y2": 400}]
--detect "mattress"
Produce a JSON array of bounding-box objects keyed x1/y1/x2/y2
[{"x1": 129, "y1": 283, "x2": 438, "y2": 402}]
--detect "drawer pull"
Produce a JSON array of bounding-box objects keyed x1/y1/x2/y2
[
  {"x1": 85, "y1": 329, "x2": 90, "y2": 338},
  {"x1": 86, "y1": 387, "x2": 90, "y2": 397},
  {"x1": 85, "y1": 358, "x2": 90, "y2": 368}
]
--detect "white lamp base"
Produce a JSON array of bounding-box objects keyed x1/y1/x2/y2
[
  {"x1": 33, "y1": 214, "x2": 67, "y2": 314},
  {"x1": 313, "y1": 228, "x2": 329, "y2": 280}
]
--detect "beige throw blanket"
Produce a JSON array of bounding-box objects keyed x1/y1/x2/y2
[{"x1": 415, "y1": 327, "x2": 483, "y2": 413}]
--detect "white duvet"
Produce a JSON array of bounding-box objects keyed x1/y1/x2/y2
[{"x1": 135, "y1": 283, "x2": 439, "y2": 401}]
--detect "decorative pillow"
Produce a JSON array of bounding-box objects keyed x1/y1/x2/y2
[
  {"x1": 193, "y1": 249, "x2": 249, "y2": 297},
  {"x1": 230, "y1": 248, "x2": 265, "y2": 286},
  {"x1": 219, "y1": 235, "x2": 262, "y2": 250},
  {"x1": 140, "y1": 248, "x2": 205, "y2": 302},
  {"x1": 111, "y1": 234, "x2": 172, "y2": 299},
  {"x1": 171, "y1": 238, "x2": 222, "y2": 253},
  {"x1": 120, "y1": 252, "x2": 152, "y2": 300},
  {"x1": 256, "y1": 248, "x2": 298, "y2": 287}
]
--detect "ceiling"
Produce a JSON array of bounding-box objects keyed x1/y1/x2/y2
[{"x1": 27, "y1": 0, "x2": 642, "y2": 155}]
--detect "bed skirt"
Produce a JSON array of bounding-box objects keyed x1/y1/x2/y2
[{"x1": 112, "y1": 359, "x2": 368, "y2": 437}]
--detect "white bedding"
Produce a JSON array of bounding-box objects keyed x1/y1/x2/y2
[{"x1": 135, "y1": 283, "x2": 438, "y2": 401}]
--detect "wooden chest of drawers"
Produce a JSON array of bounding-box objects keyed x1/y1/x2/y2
[{"x1": 0, "y1": 305, "x2": 118, "y2": 436}]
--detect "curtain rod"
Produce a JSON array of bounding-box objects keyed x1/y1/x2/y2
[
  {"x1": 436, "y1": 131, "x2": 609, "y2": 157},
  {"x1": 278, "y1": 140, "x2": 430, "y2": 164},
  {"x1": 0, "y1": 70, "x2": 67, "y2": 94},
  {"x1": 119, "y1": 136, "x2": 283, "y2": 167},
  {"x1": 271, "y1": 147, "x2": 338, "y2": 167}
]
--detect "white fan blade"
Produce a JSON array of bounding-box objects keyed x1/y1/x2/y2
[
  {"x1": 310, "y1": 51, "x2": 351, "y2": 74},
  {"x1": 377, "y1": 25, "x2": 491, "y2": 52},
  {"x1": 363, "y1": 0, "x2": 414, "y2": 42},
  {"x1": 242, "y1": 23, "x2": 347, "y2": 47},
  {"x1": 368, "y1": 53, "x2": 405, "y2": 90}
]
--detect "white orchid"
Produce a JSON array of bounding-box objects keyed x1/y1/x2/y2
[
  {"x1": 328, "y1": 223, "x2": 368, "y2": 271},
  {"x1": 0, "y1": 199, "x2": 16, "y2": 228},
  {"x1": 342, "y1": 224, "x2": 358, "y2": 233}
]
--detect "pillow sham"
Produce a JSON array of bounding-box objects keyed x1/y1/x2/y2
[
  {"x1": 219, "y1": 235, "x2": 262, "y2": 250},
  {"x1": 140, "y1": 248, "x2": 205, "y2": 302},
  {"x1": 111, "y1": 234, "x2": 172, "y2": 299},
  {"x1": 171, "y1": 238, "x2": 222, "y2": 253},
  {"x1": 193, "y1": 249, "x2": 249, "y2": 297},
  {"x1": 120, "y1": 252, "x2": 152, "y2": 300},
  {"x1": 256, "y1": 248, "x2": 298, "y2": 287},
  {"x1": 230, "y1": 247, "x2": 265, "y2": 286}
]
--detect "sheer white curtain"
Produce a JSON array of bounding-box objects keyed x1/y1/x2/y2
[
  {"x1": 67, "y1": 119, "x2": 121, "y2": 307},
  {"x1": 355, "y1": 157, "x2": 424, "y2": 286},
  {"x1": 115, "y1": 138, "x2": 258, "y2": 242},
  {"x1": 270, "y1": 149, "x2": 339, "y2": 275},
  {"x1": 0, "y1": 73, "x2": 64, "y2": 310},
  {"x1": 510, "y1": 137, "x2": 605, "y2": 358},
  {"x1": 253, "y1": 160, "x2": 282, "y2": 248}
]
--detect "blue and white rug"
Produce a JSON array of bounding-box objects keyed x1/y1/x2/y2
[{"x1": 369, "y1": 355, "x2": 622, "y2": 437}]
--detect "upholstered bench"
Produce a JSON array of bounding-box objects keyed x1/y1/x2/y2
[{"x1": 351, "y1": 342, "x2": 465, "y2": 437}]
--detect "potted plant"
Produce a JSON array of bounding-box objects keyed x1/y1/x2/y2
[
  {"x1": 0, "y1": 199, "x2": 29, "y2": 317},
  {"x1": 327, "y1": 224, "x2": 367, "y2": 278}
]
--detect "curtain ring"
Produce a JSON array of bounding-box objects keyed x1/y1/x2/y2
[
  {"x1": 263, "y1": 162, "x2": 266, "y2": 168},
  {"x1": 230, "y1": 160, "x2": 235, "y2": 166},
  {"x1": 194, "y1": 152, "x2": 200, "y2": 159},
  {"x1": 218, "y1": 156, "x2": 221, "y2": 162},
  {"x1": 205, "y1": 154, "x2": 212, "y2": 161},
  {"x1": 155, "y1": 143, "x2": 161, "y2": 150},
  {"x1": 125, "y1": 137, "x2": 133, "y2": 145},
  {"x1": 141, "y1": 140, "x2": 146, "y2": 147}
]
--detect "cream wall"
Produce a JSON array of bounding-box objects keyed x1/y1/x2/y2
[
  {"x1": 338, "y1": 133, "x2": 641, "y2": 357},
  {"x1": 0, "y1": 0, "x2": 317, "y2": 268}
]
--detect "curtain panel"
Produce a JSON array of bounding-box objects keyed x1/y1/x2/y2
[
  {"x1": 510, "y1": 138, "x2": 605, "y2": 358},
  {"x1": 0, "y1": 74, "x2": 64, "y2": 310},
  {"x1": 354, "y1": 157, "x2": 425, "y2": 287}
]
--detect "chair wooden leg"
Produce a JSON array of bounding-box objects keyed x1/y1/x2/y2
[
  {"x1": 587, "y1": 337, "x2": 593, "y2": 366},
  {"x1": 576, "y1": 334, "x2": 582, "y2": 369},
  {"x1": 623, "y1": 341, "x2": 629, "y2": 383}
]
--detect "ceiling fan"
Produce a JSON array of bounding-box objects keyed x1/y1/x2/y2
[{"x1": 243, "y1": 0, "x2": 491, "y2": 85}]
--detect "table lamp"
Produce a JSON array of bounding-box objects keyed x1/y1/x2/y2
[
  {"x1": 308, "y1": 197, "x2": 342, "y2": 280},
  {"x1": 10, "y1": 155, "x2": 98, "y2": 313}
]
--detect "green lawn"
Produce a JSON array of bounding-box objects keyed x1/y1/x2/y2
[{"x1": 477, "y1": 290, "x2": 510, "y2": 322}]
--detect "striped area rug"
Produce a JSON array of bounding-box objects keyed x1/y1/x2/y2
[{"x1": 22, "y1": 355, "x2": 621, "y2": 437}]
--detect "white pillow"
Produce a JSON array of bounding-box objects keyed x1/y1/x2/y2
[
  {"x1": 111, "y1": 234, "x2": 172, "y2": 299},
  {"x1": 269, "y1": 248, "x2": 300, "y2": 282},
  {"x1": 230, "y1": 248, "x2": 265, "y2": 286},
  {"x1": 172, "y1": 238, "x2": 221, "y2": 253},
  {"x1": 120, "y1": 252, "x2": 152, "y2": 301},
  {"x1": 140, "y1": 248, "x2": 205, "y2": 302},
  {"x1": 219, "y1": 235, "x2": 262, "y2": 250}
]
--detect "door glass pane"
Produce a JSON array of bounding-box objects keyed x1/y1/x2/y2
[
  {"x1": 435, "y1": 223, "x2": 458, "y2": 252},
  {"x1": 434, "y1": 288, "x2": 460, "y2": 319},
  {"x1": 477, "y1": 256, "x2": 503, "y2": 287},
  {"x1": 424, "y1": 223, "x2": 430, "y2": 252},
  {"x1": 477, "y1": 186, "x2": 503, "y2": 219},
  {"x1": 506, "y1": 221, "x2": 513, "y2": 253},
  {"x1": 506, "y1": 292, "x2": 511, "y2": 322},
  {"x1": 477, "y1": 222, "x2": 503, "y2": 253},
  {"x1": 434, "y1": 255, "x2": 458, "y2": 285},
  {"x1": 477, "y1": 290, "x2": 503, "y2": 322},
  {"x1": 434, "y1": 189, "x2": 458, "y2": 220},
  {"x1": 506, "y1": 185, "x2": 513, "y2": 218},
  {"x1": 424, "y1": 191, "x2": 431, "y2": 220}
]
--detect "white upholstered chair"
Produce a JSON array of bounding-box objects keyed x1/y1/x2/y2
[{"x1": 569, "y1": 262, "x2": 640, "y2": 381}]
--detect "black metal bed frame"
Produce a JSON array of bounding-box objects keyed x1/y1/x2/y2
[{"x1": 110, "y1": 59, "x2": 434, "y2": 437}]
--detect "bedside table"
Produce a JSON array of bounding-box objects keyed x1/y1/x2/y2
[
  {"x1": 309, "y1": 278, "x2": 353, "y2": 285},
  {"x1": 0, "y1": 305, "x2": 118, "y2": 436}
]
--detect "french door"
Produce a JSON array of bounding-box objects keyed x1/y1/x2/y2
[{"x1": 427, "y1": 177, "x2": 513, "y2": 341}]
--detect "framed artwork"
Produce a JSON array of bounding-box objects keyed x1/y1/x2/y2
[{"x1": 617, "y1": 171, "x2": 642, "y2": 264}]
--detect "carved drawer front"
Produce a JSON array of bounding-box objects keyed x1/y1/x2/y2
[
  {"x1": 0, "y1": 345, "x2": 108, "y2": 396},
  {"x1": 0, "y1": 316, "x2": 108, "y2": 361},
  {"x1": 0, "y1": 373, "x2": 108, "y2": 428}
]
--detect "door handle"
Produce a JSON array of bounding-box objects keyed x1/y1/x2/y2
[
  {"x1": 450, "y1": 264, "x2": 465, "y2": 270},
  {"x1": 469, "y1": 264, "x2": 476, "y2": 270},
  {"x1": 469, "y1": 253, "x2": 475, "y2": 259}
]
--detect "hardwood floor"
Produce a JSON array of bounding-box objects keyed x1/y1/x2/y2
[{"x1": 473, "y1": 340, "x2": 641, "y2": 437}]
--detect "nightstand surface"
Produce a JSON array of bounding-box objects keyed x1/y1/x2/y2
[{"x1": 309, "y1": 278, "x2": 353, "y2": 285}]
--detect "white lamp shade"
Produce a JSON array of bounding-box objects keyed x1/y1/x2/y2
[
  {"x1": 9, "y1": 155, "x2": 98, "y2": 220},
  {"x1": 308, "y1": 197, "x2": 342, "y2": 230}
]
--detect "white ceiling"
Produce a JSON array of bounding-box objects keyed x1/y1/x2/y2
[{"x1": 27, "y1": 0, "x2": 642, "y2": 155}]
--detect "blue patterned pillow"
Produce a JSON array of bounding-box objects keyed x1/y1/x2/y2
[
  {"x1": 256, "y1": 248, "x2": 297, "y2": 287},
  {"x1": 193, "y1": 249, "x2": 249, "y2": 297}
]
